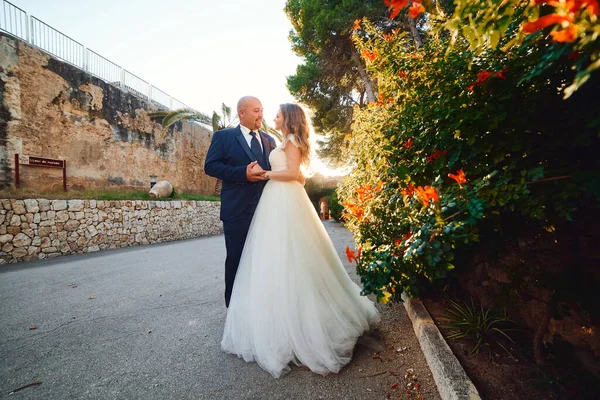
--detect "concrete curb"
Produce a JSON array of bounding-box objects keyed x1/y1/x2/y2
[{"x1": 401, "y1": 292, "x2": 482, "y2": 400}]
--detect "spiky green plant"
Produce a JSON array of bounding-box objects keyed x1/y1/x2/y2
[
  {"x1": 440, "y1": 298, "x2": 516, "y2": 358},
  {"x1": 210, "y1": 102, "x2": 238, "y2": 132},
  {"x1": 149, "y1": 108, "x2": 212, "y2": 138}
]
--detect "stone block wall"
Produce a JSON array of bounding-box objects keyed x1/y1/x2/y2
[{"x1": 0, "y1": 198, "x2": 222, "y2": 264}]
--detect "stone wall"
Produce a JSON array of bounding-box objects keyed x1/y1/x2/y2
[
  {"x1": 0, "y1": 32, "x2": 218, "y2": 194},
  {"x1": 0, "y1": 198, "x2": 222, "y2": 264}
]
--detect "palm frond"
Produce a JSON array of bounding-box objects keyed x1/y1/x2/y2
[
  {"x1": 149, "y1": 108, "x2": 211, "y2": 138},
  {"x1": 221, "y1": 103, "x2": 232, "y2": 123},
  {"x1": 148, "y1": 110, "x2": 170, "y2": 119},
  {"x1": 212, "y1": 111, "x2": 222, "y2": 132},
  {"x1": 227, "y1": 116, "x2": 240, "y2": 128}
]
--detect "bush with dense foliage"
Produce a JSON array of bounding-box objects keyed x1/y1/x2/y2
[
  {"x1": 340, "y1": 3, "x2": 600, "y2": 303},
  {"x1": 327, "y1": 190, "x2": 345, "y2": 221}
]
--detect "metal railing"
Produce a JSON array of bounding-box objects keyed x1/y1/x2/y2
[
  {"x1": 171, "y1": 98, "x2": 189, "y2": 110},
  {"x1": 86, "y1": 49, "x2": 121, "y2": 84},
  {"x1": 31, "y1": 17, "x2": 85, "y2": 69},
  {"x1": 150, "y1": 85, "x2": 171, "y2": 108},
  {"x1": 0, "y1": 0, "x2": 193, "y2": 112},
  {"x1": 0, "y1": 0, "x2": 27, "y2": 41},
  {"x1": 122, "y1": 70, "x2": 150, "y2": 100}
]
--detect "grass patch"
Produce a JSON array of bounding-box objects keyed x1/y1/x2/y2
[{"x1": 0, "y1": 189, "x2": 220, "y2": 202}]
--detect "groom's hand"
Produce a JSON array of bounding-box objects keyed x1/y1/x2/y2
[
  {"x1": 246, "y1": 161, "x2": 264, "y2": 182},
  {"x1": 251, "y1": 163, "x2": 269, "y2": 181}
]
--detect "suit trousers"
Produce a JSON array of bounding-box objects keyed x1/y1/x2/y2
[{"x1": 222, "y1": 203, "x2": 258, "y2": 307}]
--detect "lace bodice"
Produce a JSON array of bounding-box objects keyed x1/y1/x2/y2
[{"x1": 269, "y1": 135, "x2": 298, "y2": 172}]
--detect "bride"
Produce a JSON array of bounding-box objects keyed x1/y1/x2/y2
[{"x1": 220, "y1": 103, "x2": 380, "y2": 378}]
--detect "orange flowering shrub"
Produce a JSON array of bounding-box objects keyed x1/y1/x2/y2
[{"x1": 340, "y1": 15, "x2": 599, "y2": 301}]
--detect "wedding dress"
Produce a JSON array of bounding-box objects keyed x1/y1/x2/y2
[{"x1": 221, "y1": 135, "x2": 380, "y2": 378}]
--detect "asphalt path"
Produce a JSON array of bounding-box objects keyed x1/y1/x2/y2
[{"x1": 0, "y1": 221, "x2": 408, "y2": 400}]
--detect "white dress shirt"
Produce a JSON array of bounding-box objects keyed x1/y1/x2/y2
[{"x1": 240, "y1": 124, "x2": 263, "y2": 153}]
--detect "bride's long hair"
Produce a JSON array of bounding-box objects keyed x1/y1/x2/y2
[{"x1": 279, "y1": 103, "x2": 311, "y2": 166}]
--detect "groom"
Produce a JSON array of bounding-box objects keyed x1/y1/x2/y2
[{"x1": 204, "y1": 96, "x2": 276, "y2": 307}]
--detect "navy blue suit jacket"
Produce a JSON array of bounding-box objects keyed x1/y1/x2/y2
[{"x1": 204, "y1": 125, "x2": 277, "y2": 221}]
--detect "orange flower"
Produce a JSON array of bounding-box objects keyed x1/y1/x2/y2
[
  {"x1": 394, "y1": 232, "x2": 412, "y2": 249},
  {"x1": 403, "y1": 138, "x2": 414, "y2": 149},
  {"x1": 401, "y1": 184, "x2": 416, "y2": 197},
  {"x1": 477, "y1": 70, "x2": 494, "y2": 82},
  {"x1": 522, "y1": 14, "x2": 573, "y2": 34},
  {"x1": 385, "y1": 0, "x2": 410, "y2": 19},
  {"x1": 355, "y1": 183, "x2": 383, "y2": 201},
  {"x1": 416, "y1": 186, "x2": 439, "y2": 206},
  {"x1": 395, "y1": 232, "x2": 413, "y2": 246},
  {"x1": 467, "y1": 70, "x2": 494, "y2": 91},
  {"x1": 586, "y1": 0, "x2": 599, "y2": 15},
  {"x1": 495, "y1": 66, "x2": 508, "y2": 80},
  {"x1": 353, "y1": 19, "x2": 361, "y2": 31},
  {"x1": 426, "y1": 187, "x2": 440, "y2": 203},
  {"x1": 343, "y1": 201, "x2": 365, "y2": 219},
  {"x1": 361, "y1": 49, "x2": 379, "y2": 62},
  {"x1": 383, "y1": 33, "x2": 394, "y2": 42},
  {"x1": 533, "y1": 0, "x2": 598, "y2": 15},
  {"x1": 357, "y1": 247, "x2": 362, "y2": 259},
  {"x1": 550, "y1": 26, "x2": 578, "y2": 42},
  {"x1": 346, "y1": 246, "x2": 357, "y2": 263},
  {"x1": 355, "y1": 185, "x2": 372, "y2": 202},
  {"x1": 427, "y1": 149, "x2": 446, "y2": 162},
  {"x1": 448, "y1": 169, "x2": 467, "y2": 187},
  {"x1": 376, "y1": 94, "x2": 393, "y2": 105},
  {"x1": 398, "y1": 71, "x2": 408, "y2": 78},
  {"x1": 409, "y1": 2, "x2": 425, "y2": 18},
  {"x1": 415, "y1": 187, "x2": 429, "y2": 205}
]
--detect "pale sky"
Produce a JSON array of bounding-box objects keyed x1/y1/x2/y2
[{"x1": 9, "y1": 0, "x2": 345, "y2": 176}]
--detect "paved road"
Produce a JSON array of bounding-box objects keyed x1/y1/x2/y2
[{"x1": 0, "y1": 221, "x2": 400, "y2": 400}]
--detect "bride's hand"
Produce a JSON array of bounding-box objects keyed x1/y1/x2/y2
[
  {"x1": 296, "y1": 171, "x2": 306, "y2": 185},
  {"x1": 251, "y1": 163, "x2": 269, "y2": 180}
]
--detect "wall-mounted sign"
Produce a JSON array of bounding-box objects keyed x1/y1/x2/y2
[
  {"x1": 15, "y1": 154, "x2": 67, "y2": 192},
  {"x1": 19, "y1": 155, "x2": 65, "y2": 169}
]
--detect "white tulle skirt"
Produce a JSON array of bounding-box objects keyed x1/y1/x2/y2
[{"x1": 221, "y1": 180, "x2": 380, "y2": 378}]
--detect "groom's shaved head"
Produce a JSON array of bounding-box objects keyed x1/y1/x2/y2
[
  {"x1": 237, "y1": 96, "x2": 260, "y2": 112},
  {"x1": 237, "y1": 96, "x2": 263, "y2": 130}
]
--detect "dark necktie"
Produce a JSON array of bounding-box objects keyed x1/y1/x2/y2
[{"x1": 250, "y1": 131, "x2": 265, "y2": 167}]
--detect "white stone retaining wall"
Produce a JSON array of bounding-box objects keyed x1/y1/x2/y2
[{"x1": 0, "y1": 199, "x2": 222, "y2": 264}]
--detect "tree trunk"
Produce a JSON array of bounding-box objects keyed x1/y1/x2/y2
[
  {"x1": 351, "y1": 51, "x2": 376, "y2": 104},
  {"x1": 407, "y1": 16, "x2": 424, "y2": 47}
]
